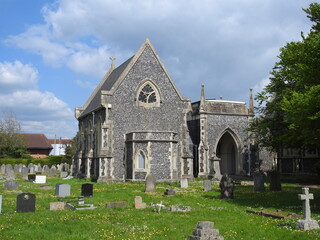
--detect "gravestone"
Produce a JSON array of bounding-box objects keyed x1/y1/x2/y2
[
  {"x1": 55, "y1": 183, "x2": 71, "y2": 197},
  {"x1": 28, "y1": 174, "x2": 36, "y2": 182},
  {"x1": 203, "y1": 180, "x2": 212, "y2": 191},
  {"x1": 50, "y1": 202, "x2": 66, "y2": 211},
  {"x1": 29, "y1": 166, "x2": 35, "y2": 174},
  {"x1": 27, "y1": 163, "x2": 34, "y2": 169},
  {"x1": 134, "y1": 196, "x2": 147, "y2": 209},
  {"x1": 64, "y1": 163, "x2": 70, "y2": 171},
  {"x1": 0, "y1": 164, "x2": 5, "y2": 174},
  {"x1": 180, "y1": 178, "x2": 188, "y2": 188},
  {"x1": 37, "y1": 166, "x2": 42, "y2": 173},
  {"x1": 219, "y1": 174, "x2": 234, "y2": 199},
  {"x1": 4, "y1": 181, "x2": 18, "y2": 190},
  {"x1": 14, "y1": 164, "x2": 19, "y2": 173},
  {"x1": 60, "y1": 171, "x2": 68, "y2": 178},
  {"x1": 81, "y1": 183, "x2": 93, "y2": 197},
  {"x1": 253, "y1": 171, "x2": 265, "y2": 192},
  {"x1": 269, "y1": 171, "x2": 281, "y2": 191},
  {"x1": 0, "y1": 195, "x2": 2, "y2": 214},
  {"x1": 164, "y1": 188, "x2": 176, "y2": 196},
  {"x1": 16, "y1": 193, "x2": 36, "y2": 212},
  {"x1": 296, "y1": 188, "x2": 320, "y2": 230},
  {"x1": 106, "y1": 201, "x2": 126, "y2": 209},
  {"x1": 145, "y1": 173, "x2": 156, "y2": 192},
  {"x1": 43, "y1": 165, "x2": 49, "y2": 174},
  {"x1": 6, "y1": 169, "x2": 15, "y2": 180},
  {"x1": 188, "y1": 221, "x2": 224, "y2": 240},
  {"x1": 34, "y1": 175, "x2": 46, "y2": 184},
  {"x1": 5, "y1": 164, "x2": 13, "y2": 173},
  {"x1": 49, "y1": 166, "x2": 57, "y2": 176}
]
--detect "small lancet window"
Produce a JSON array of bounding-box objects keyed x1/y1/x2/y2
[
  {"x1": 138, "y1": 151, "x2": 145, "y2": 169},
  {"x1": 138, "y1": 84, "x2": 157, "y2": 103}
]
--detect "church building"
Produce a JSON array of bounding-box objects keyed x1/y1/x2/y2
[{"x1": 72, "y1": 39, "x2": 256, "y2": 182}]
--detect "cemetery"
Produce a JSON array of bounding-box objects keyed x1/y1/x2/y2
[{"x1": 0, "y1": 164, "x2": 320, "y2": 239}]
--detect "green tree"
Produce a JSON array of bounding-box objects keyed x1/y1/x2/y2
[
  {"x1": 62, "y1": 137, "x2": 76, "y2": 164},
  {"x1": 250, "y1": 3, "x2": 320, "y2": 152},
  {"x1": 0, "y1": 110, "x2": 27, "y2": 158}
]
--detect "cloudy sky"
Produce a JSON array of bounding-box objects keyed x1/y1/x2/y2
[{"x1": 0, "y1": 0, "x2": 315, "y2": 139}]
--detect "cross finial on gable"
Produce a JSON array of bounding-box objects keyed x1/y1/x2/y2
[{"x1": 109, "y1": 56, "x2": 116, "y2": 69}]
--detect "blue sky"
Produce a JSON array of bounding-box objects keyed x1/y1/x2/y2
[{"x1": 0, "y1": 0, "x2": 315, "y2": 139}]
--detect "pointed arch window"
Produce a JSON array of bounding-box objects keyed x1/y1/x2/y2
[
  {"x1": 138, "y1": 151, "x2": 145, "y2": 169},
  {"x1": 136, "y1": 80, "x2": 160, "y2": 108}
]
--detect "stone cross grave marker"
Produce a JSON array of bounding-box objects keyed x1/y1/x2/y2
[
  {"x1": 180, "y1": 178, "x2": 188, "y2": 188},
  {"x1": 203, "y1": 180, "x2": 212, "y2": 191},
  {"x1": 55, "y1": 183, "x2": 71, "y2": 197},
  {"x1": 145, "y1": 173, "x2": 156, "y2": 192},
  {"x1": 296, "y1": 187, "x2": 320, "y2": 230},
  {"x1": 16, "y1": 193, "x2": 36, "y2": 212},
  {"x1": 81, "y1": 183, "x2": 93, "y2": 197},
  {"x1": 4, "y1": 181, "x2": 18, "y2": 190}
]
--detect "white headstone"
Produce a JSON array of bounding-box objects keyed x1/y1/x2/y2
[
  {"x1": 34, "y1": 175, "x2": 47, "y2": 184},
  {"x1": 180, "y1": 178, "x2": 188, "y2": 188},
  {"x1": 296, "y1": 188, "x2": 320, "y2": 230}
]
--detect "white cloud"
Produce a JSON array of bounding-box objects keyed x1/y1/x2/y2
[
  {"x1": 253, "y1": 77, "x2": 271, "y2": 94},
  {"x1": 0, "y1": 61, "x2": 38, "y2": 93}
]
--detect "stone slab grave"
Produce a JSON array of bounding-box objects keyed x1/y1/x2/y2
[
  {"x1": 296, "y1": 187, "x2": 320, "y2": 230},
  {"x1": 145, "y1": 173, "x2": 156, "y2": 192},
  {"x1": 28, "y1": 174, "x2": 36, "y2": 182},
  {"x1": 135, "y1": 196, "x2": 147, "y2": 209},
  {"x1": 16, "y1": 193, "x2": 36, "y2": 212},
  {"x1": 0, "y1": 195, "x2": 2, "y2": 214},
  {"x1": 246, "y1": 209, "x2": 301, "y2": 219},
  {"x1": 50, "y1": 202, "x2": 66, "y2": 211},
  {"x1": 40, "y1": 185, "x2": 52, "y2": 190},
  {"x1": 253, "y1": 171, "x2": 265, "y2": 192},
  {"x1": 106, "y1": 201, "x2": 126, "y2": 209},
  {"x1": 219, "y1": 174, "x2": 234, "y2": 199},
  {"x1": 81, "y1": 183, "x2": 93, "y2": 197},
  {"x1": 203, "y1": 180, "x2": 212, "y2": 191},
  {"x1": 66, "y1": 197, "x2": 97, "y2": 211},
  {"x1": 188, "y1": 221, "x2": 224, "y2": 240},
  {"x1": 4, "y1": 180, "x2": 18, "y2": 190},
  {"x1": 55, "y1": 183, "x2": 71, "y2": 197},
  {"x1": 164, "y1": 188, "x2": 175, "y2": 196},
  {"x1": 34, "y1": 175, "x2": 46, "y2": 184},
  {"x1": 151, "y1": 201, "x2": 191, "y2": 213},
  {"x1": 180, "y1": 178, "x2": 188, "y2": 188}
]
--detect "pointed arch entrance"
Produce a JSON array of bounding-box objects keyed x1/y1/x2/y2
[{"x1": 216, "y1": 130, "x2": 239, "y2": 175}]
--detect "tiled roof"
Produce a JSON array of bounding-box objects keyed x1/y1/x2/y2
[{"x1": 20, "y1": 133, "x2": 53, "y2": 150}]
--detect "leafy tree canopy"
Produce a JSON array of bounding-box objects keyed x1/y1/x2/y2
[{"x1": 250, "y1": 3, "x2": 320, "y2": 152}]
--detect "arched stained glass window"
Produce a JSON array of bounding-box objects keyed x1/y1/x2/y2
[{"x1": 138, "y1": 84, "x2": 157, "y2": 103}]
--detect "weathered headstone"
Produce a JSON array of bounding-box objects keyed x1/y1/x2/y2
[
  {"x1": 50, "y1": 202, "x2": 66, "y2": 211},
  {"x1": 253, "y1": 171, "x2": 265, "y2": 192},
  {"x1": 60, "y1": 171, "x2": 68, "y2": 178},
  {"x1": 28, "y1": 174, "x2": 36, "y2": 182},
  {"x1": 145, "y1": 173, "x2": 156, "y2": 192},
  {"x1": 203, "y1": 180, "x2": 212, "y2": 191},
  {"x1": 34, "y1": 175, "x2": 46, "y2": 184},
  {"x1": 64, "y1": 163, "x2": 70, "y2": 171},
  {"x1": 296, "y1": 188, "x2": 320, "y2": 230},
  {"x1": 180, "y1": 178, "x2": 188, "y2": 188},
  {"x1": 43, "y1": 165, "x2": 49, "y2": 174},
  {"x1": 16, "y1": 193, "x2": 36, "y2": 212},
  {"x1": 14, "y1": 164, "x2": 19, "y2": 173},
  {"x1": 0, "y1": 195, "x2": 2, "y2": 214},
  {"x1": 5, "y1": 164, "x2": 13, "y2": 173},
  {"x1": 4, "y1": 180, "x2": 18, "y2": 190},
  {"x1": 6, "y1": 169, "x2": 15, "y2": 180},
  {"x1": 29, "y1": 166, "x2": 35, "y2": 174},
  {"x1": 269, "y1": 171, "x2": 281, "y2": 191},
  {"x1": 188, "y1": 221, "x2": 224, "y2": 240},
  {"x1": 81, "y1": 183, "x2": 93, "y2": 197},
  {"x1": 106, "y1": 201, "x2": 126, "y2": 209},
  {"x1": 49, "y1": 166, "x2": 57, "y2": 176},
  {"x1": 55, "y1": 183, "x2": 71, "y2": 197},
  {"x1": 0, "y1": 164, "x2": 5, "y2": 174},
  {"x1": 164, "y1": 188, "x2": 176, "y2": 196},
  {"x1": 219, "y1": 174, "x2": 234, "y2": 199},
  {"x1": 134, "y1": 196, "x2": 147, "y2": 209}
]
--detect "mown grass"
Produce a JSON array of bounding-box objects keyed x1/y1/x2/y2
[{"x1": 0, "y1": 177, "x2": 320, "y2": 240}]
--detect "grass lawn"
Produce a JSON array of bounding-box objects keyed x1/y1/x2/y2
[{"x1": 1, "y1": 177, "x2": 320, "y2": 240}]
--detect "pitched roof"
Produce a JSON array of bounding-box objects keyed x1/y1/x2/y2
[
  {"x1": 77, "y1": 39, "x2": 188, "y2": 118},
  {"x1": 20, "y1": 133, "x2": 53, "y2": 150}
]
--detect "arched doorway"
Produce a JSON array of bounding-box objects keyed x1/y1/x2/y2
[{"x1": 216, "y1": 132, "x2": 237, "y2": 175}]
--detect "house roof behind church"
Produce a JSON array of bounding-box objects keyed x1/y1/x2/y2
[{"x1": 20, "y1": 133, "x2": 53, "y2": 150}]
